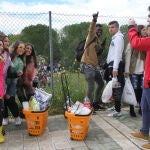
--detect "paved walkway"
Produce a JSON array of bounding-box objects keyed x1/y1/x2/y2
[{"x1": 1, "y1": 107, "x2": 149, "y2": 150}]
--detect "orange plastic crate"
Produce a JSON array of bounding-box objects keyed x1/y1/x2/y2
[
  {"x1": 65, "y1": 111, "x2": 92, "y2": 140},
  {"x1": 23, "y1": 108, "x2": 49, "y2": 136}
]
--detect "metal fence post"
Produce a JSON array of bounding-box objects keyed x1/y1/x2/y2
[{"x1": 49, "y1": 11, "x2": 54, "y2": 99}]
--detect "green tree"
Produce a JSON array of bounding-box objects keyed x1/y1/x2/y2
[
  {"x1": 20, "y1": 24, "x2": 60, "y2": 63},
  {"x1": 120, "y1": 24, "x2": 129, "y2": 49},
  {"x1": 8, "y1": 34, "x2": 22, "y2": 45},
  {"x1": 60, "y1": 22, "x2": 90, "y2": 69},
  {"x1": 60, "y1": 22, "x2": 111, "y2": 69}
]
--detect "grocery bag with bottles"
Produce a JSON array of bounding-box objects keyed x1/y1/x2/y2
[{"x1": 23, "y1": 88, "x2": 52, "y2": 112}]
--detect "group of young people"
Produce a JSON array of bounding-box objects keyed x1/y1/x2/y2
[
  {"x1": 81, "y1": 6, "x2": 150, "y2": 149},
  {"x1": 0, "y1": 6, "x2": 150, "y2": 149},
  {"x1": 81, "y1": 12, "x2": 149, "y2": 117},
  {"x1": 0, "y1": 34, "x2": 38, "y2": 143}
]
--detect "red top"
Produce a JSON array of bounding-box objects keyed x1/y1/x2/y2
[
  {"x1": 0, "y1": 58, "x2": 4, "y2": 98},
  {"x1": 128, "y1": 27, "x2": 150, "y2": 88}
]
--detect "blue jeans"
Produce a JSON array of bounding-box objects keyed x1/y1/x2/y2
[
  {"x1": 130, "y1": 74, "x2": 143, "y2": 104},
  {"x1": 140, "y1": 88, "x2": 150, "y2": 135},
  {"x1": 130, "y1": 74, "x2": 143, "y2": 89}
]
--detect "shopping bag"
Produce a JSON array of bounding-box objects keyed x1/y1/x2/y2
[
  {"x1": 101, "y1": 80, "x2": 113, "y2": 103},
  {"x1": 69, "y1": 101, "x2": 91, "y2": 115},
  {"x1": 121, "y1": 78, "x2": 137, "y2": 106},
  {"x1": 34, "y1": 88, "x2": 52, "y2": 111},
  {"x1": 35, "y1": 88, "x2": 52, "y2": 101}
]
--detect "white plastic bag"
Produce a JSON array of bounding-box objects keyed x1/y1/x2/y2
[
  {"x1": 34, "y1": 88, "x2": 52, "y2": 111},
  {"x1": 35, "y1": 88, "x2": 52, "y2": 101},
  {"x1": 69, "y1": 101, "x2": 91, "y2": 115},
  {"x1": 101, "y1": 80, "x2": 113, "y2": 103},
  {"x1": 121, "y1": 78, "x2": 137, "y2": 106}
]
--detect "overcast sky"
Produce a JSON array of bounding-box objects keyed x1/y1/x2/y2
[
  {"x1": 0, "y1": 0, "x2": 149, "y2": 17},
  {"x1": 0, "y1": 0, "x2": 149, "y2": 34}
]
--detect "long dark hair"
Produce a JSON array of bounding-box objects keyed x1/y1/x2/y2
[
  {"x1": 0, "y1": 34, "x2": 9, "y2": 52},
  {"x1": 10, "y1": 41, "x2": 24, "y2": 62},
  {"x1": 137, "y1": 25, "x2": 145, "y2": 36},
  {"x1": 24, "y1": 43, "x2": 37, "y2": 68}
]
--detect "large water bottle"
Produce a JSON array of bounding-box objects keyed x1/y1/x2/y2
[{"x1": 83, "y1": 93, "x2": 91, "y2": 109}]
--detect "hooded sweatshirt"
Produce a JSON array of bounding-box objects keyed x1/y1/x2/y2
[{"x1": 106, "y1": 31, "x2": 124, "y2": 71}]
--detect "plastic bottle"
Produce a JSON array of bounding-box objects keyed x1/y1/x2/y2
[
  {"x1": 83, "y1": 93, "x2": 91, "y2": 109},
  {"x1": 112, "y1": 77, "x2": 121, "y2": 101},
  {"x1": 112, "y1": 77, "x2": 121, "y2": 89},
  {"x1": 29, "y1": 96, "x2": 40, "y2": 111}
]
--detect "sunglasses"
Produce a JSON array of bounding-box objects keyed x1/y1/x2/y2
[{"x1": 18, "y1": 46, "x2": 25, "y2": 49}]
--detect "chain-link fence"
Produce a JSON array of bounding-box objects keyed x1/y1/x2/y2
[
  {"x1": 1, "y1": 12, "x2": 146, "y2": 67},
  {"x1": 0, "y1": 11, "x2": 146, "y2": 36},
  {"x1": 0, "y1": 12, "x2": 147, "y2": 114}
]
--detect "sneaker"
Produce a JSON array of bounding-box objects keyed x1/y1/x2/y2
[
  {"x1": 99, "y1": 104, "x2": 107, "y2": 110},
  {"x1": 2, "y1": 118, "x2": 9, "y2": 126},
  {"x1": 15, "y1": 117, "x2": 21, "y2": 125},
  {"x1": 93, "y1": 102, "x2": 106, "y2": 111},
  {"x1": 142, "y1": 142, "x2": 150, "y2": 149},
  {"x1": 107, "y1": 110, "x2": 122, "y2": 117},
  {"x1": 107, "y1": 106, "x2": 115, "y2": 111},
  {"x1": 130, "y1": 132, "x2": 149, "y2": 141}
]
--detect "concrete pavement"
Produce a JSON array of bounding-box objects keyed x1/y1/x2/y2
[{"x1": 1, "y1": 107, "x2": 149, "y2": 150}]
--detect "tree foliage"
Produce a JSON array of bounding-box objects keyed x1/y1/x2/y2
[
  {"x1": 7, "y1": 23, "x2": 128, "y2": 68},
  {"x1": 59, "y1": 22, "x2": 112, "y2": 68},
  {"x1": 59, "y1": 22, "x2": 90, "y2": 69},
  {"x1": 17, "y1": 24, "x2": 60, "y2": 63}
]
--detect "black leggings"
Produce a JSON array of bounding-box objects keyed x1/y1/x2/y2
[
  {"x1": 3, "y1": 96, "x2": 19, "y2": 118},
  {"x1": 0, "y1": 100, "x2": 4, "y2": 126}
]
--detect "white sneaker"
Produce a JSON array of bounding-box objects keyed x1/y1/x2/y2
[
  {"x1": 108, "y1": 110, "x2": 122, "y2": 117},
  {"x1": 2, "y1": 118, "x2": 9, "y2": 125},
  {"x1": 107, "y1": 106, "x2": 115, "y2": 111},
  {"x1": 15, "y1": 117, "x2": 21, "y2": 125}
]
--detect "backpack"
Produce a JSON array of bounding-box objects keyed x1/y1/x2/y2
[
  {"x1": 75, "y1": 39, "x2": 86, "y2": 62},
  {"x1": 75, "y1": 37, "x2": 97, "y2": 62}
]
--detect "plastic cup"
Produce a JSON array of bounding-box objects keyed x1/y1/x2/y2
[{"x1": 23, "y1": 102, "x2": 29, "y2": 110}]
